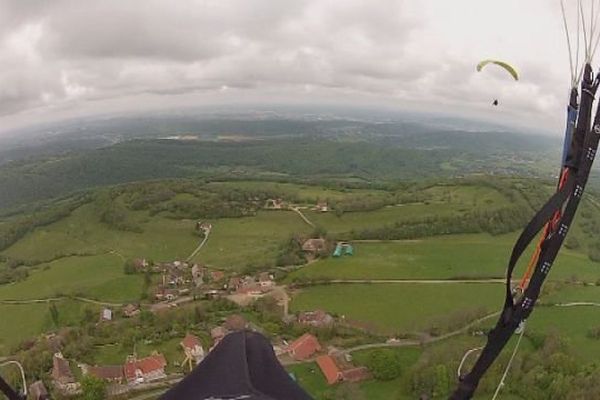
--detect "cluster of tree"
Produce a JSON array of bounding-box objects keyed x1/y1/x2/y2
[
  {"x1": 366, "y1": 349, "x2": 403, "y2": 381},
  {"x1": 95, "y1": 191, "x2": 143, "y2": 233},
  {"x1": 0, "y1": 134, "x2": 515, "y2": 211},
  {"x1": 408, "y1": 330, "x2": 600, "y2": 399},
  {"x1": 351, "y1": 203, "x2": 533, "y2": 240},
  {"x1": 0, "y1": 194, "x2": 91, "y2": 252},
  {"x1": 276, "y1": 235, "x2": 308, "y2": 266},
  {"x1": 328, "y1": 193, "x2": 395, "y2": 214},
  {"x1": 425, "y1": 306, "x2": 488, "y2": 337}
]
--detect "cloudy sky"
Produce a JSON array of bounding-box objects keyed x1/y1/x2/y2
[{"x1": 0, "y1": 0, "x2": 587, "y2": 134}]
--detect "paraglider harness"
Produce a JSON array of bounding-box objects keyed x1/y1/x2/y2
[
  {"x1": 0, "y1": 375, "x2": 25, "y2": 400},
  {"x1": 450, "y1": 63, "x2": 600, "y2": 399}
]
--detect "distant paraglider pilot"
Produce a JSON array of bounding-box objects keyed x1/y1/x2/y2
[{"x1": 477, "y1": 59, "x2": 518, "y2": 107}]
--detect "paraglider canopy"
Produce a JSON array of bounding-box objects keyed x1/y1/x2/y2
[{"x1": 476, "y1": 59, "x2": 519, "y2": 81}]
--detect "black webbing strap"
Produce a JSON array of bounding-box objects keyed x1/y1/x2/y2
[
  {"x1": 449, "y1": 64, "x2": 600, "y2": 400},
  {"x1": 0, "y1": 375, "x2": 23, "y2": 400},
  {"x1": 502, "y1": 177, "x2": 574, "y2": 311}
]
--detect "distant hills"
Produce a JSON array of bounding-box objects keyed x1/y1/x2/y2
[{"x1": 0, "y1": 110, "x2": 576, "y2": 211}]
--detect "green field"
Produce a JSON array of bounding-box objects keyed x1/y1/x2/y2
[
  {"x1": 527, "y1": 306, "x2": 600, "y2": 362},
  {"x1": 304, "y1": 184, "x2": 511, "y2": 235},
  {"x1": 288, "y1": 233, "x2": 600, "y2": 281},
  {"x1": 2, "y1": 203, "x2": 199, "y2": 263},
  {"x1": 290, "y1": 283, "x2": 503, "y2": 334},
  {"x1": 193, "y1": 211, "x2": 312, "y2": 269},
  {"x1": 206, "y1": 181, "x2": 390, "y2": 203},
  {"x1": 94, "y1": 337, "x2": 183, "y2": 371},
  {"x1": 0, "y1": 299, "x2": 93, "y2": 355},
  {"x1": 0, "y1": 253, "x2": 143, "y2": 302}
]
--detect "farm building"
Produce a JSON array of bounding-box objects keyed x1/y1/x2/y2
[
  {"x1": 298, "y1": 310, "x2": 334, "y2": 327},
  {"x1": 333, "y1": 242, "x2": 354, "y2": 257},
  {"x1": 124, "y1": 354, "x2": 167, "y2": 384},
  {"x1": 52, "y1": 353, "x2": 79, "y2": 394},
  {"x1": 85, "y1": 365, "x2": 124, "y2": 383},
  {"x1": 316, "y1": 354, "x2": 370, "y2": 385},
  {"x1": 191, "y1": 264, "x2": 206, "y2": 286},
  {"x1": 196, "y1": 221, "x2": 213, "y2": 232},
  {"x1": 29, "y1": 381, "x2": 49, "y2": 400},
  {"x1": 288, "y1": 333, "x2": 321, "y2": 360},
  {"x1": 210, "y1": 270, "x2": 225, "y2": 282},
  {"x1": 265, "y1": 198, "x2": 285, "y2": 209},
  {"x1": 181, "y1": 333, "x2": 205, "y2": 367},
  {"x1": 122, "y1": 304, "x2": 140, "y2": 318},
  {"x1": 100, "y1": 308, "x2": 112, "y2": 322},
  {"x1": 302, "y1": 238, "x2": 327, "y2": 255},
  {"x1": 211, "y1": 326, "x2": 228, "y2": 343},
  {"x1": 316, "y1": 355, "x2": 343, "y2": 385},
  {"x1": 313, "y1": 201, "x2": 329, "y2": 212}
]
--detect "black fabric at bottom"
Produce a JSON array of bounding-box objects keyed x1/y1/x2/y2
[{"x1": 160, "y1": 330, "x2": 313, "y2": 400}]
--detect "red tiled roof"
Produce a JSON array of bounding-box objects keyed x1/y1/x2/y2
[
  {"x1": 316, "y1": 355, "x2": 342, "y2": 385},
  {"x1": 181, "y1": 334, "x2": 201, "y2": 350},
  {"x1": 289, "y1": 333, "x2": 321, "y2": 360},
  {"x1": 124, "y1": 354, "x2": 167, "y2": 380}
]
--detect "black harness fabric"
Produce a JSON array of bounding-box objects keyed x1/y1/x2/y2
[
  {"x1": 160, "y1": 330, "x2": 313, "y2": 400},
  {"x1": 0, "y1": 375, "x2": 23, "y2": 400},
  {"x1": 450, "y1": 64, "x2": 600, "y2": 400}
]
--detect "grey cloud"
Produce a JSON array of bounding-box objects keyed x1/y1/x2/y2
[{"x1": 0, "y1": 0, "x2": 570, "y2": 133}]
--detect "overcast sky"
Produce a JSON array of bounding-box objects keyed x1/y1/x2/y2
[{"x1": 0, "y1": 0, "x2": 587, "y2": 134}]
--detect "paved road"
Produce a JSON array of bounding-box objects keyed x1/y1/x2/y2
[
  {"x1": 291, "y1": 207, "x2": 315, "y2": 227},
  {"x1": 312, "y1": 278, "x2": 508, "y2": 285},
  {"x1": 553, "y1": 301, "x2": 600, "y2": 307},
  {"x1": 186, "y1": 228, "x2": 211, "y2": 262},
  {"x1": 0, "y1": 296, "x2": 124, "y2": 307}
]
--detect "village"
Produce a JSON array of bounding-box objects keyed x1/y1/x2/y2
[{"x1": 28, "y1": 204, "x2": 364, "y2": 399}]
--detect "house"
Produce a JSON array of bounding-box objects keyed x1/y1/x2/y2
[
  {"x1": 181, "y1": 333, "x2": 205, "y2": 367},
  {"x1": 164, "y1": 289, "x2": 179, "y2": 301},
  {"x1": 52, "y1": 353, "x2": 79, "y2": 393},
  {"x1": 191, "y1": 264, "x2": 205, "y2": 286},
  {"x1": 258, "y1": 272, "x2": 274, "y2": 288},
  {"x1": 228, "y1": 277, "x2": 242, "y2": 292},
  {"x1": 302, "y1": 238, "x2": 327, "y2": 255},
  {"x1": 288, "y1": 333, "x2": 321, "y2": 360},
  {"x1": 236, "y1": 282, "x2": 264, "y2": 296},
  {"x1": 122, "y1": 304, "x2": 140, "y2": 318},
  {"x1": 132, "y1": 258, "x2": 148, "y2": 271},
  {"x1": 210, "y1": 270, "x2": 225, "y2": 283},
  {"x1": 165, "y1": 270, "x2": 186, "y2": 286},
  {"x1": 100, "y1": 308, "x2": 112, "y2": 322},
  {"x1": 211, "y1": 326, "x2": 228, "y2": 343},
  {"x1": 196, "y1": 221, "x2": 213, "y2": 232},
  {"x1": 124, "y1": 354, "x2": 167, "y2": 384},
  {"x1": 298, "y1": 310, "x2": 334, "y2": 327},
  {"x1": 316, "y1": 355, "x2": 343, "y2": 385},
  {"x1": 224, "y1": 314, "x2": 247, "y2": 331},
  {"x1": 313, "y1": 201, "x2": 329, "y2": 212},
  {"x1": 29, "y1": 380, "x2": 49, "y2": 400},
  {"x1": 265, "y1": 198, "x2": 284, "y2": 209},
  {"x1": 85, "y1": 365, "x2": 124, "y2": 383}
]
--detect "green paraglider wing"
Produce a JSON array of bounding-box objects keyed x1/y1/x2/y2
[{"x1": 476, "y1": 59, "x2": 519, "y2": 81}]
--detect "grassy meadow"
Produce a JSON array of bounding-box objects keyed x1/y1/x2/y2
[
  {"x1": 0, "y1": 253, "x2": 143, "y2": 302},
  {"x1": 288, "y1": 233, "x2": 600, "y2": 282},
  {"x1": 290, "y1": 283, "x2": 504, "y2": 334},
  {"x1": 192, "y1": 210, "x2": 312, "y2": 269}
]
